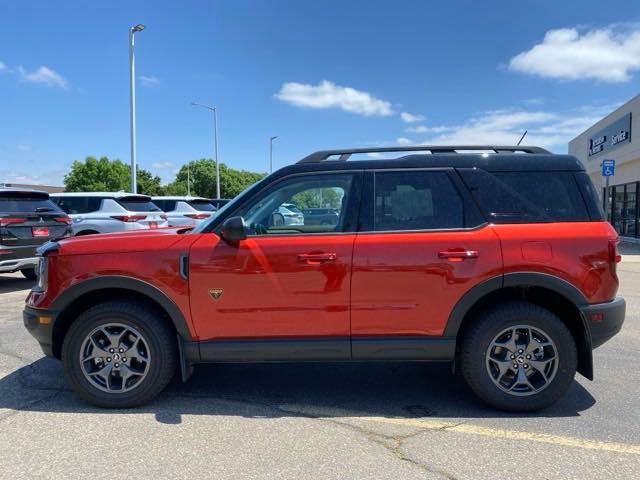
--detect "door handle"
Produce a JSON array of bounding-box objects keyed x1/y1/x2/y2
[
  {"x1": 298, "y1": 253, "x2": 337, "y2": 264},
  {"x1": 438, "y1": 249, "x2": 479, "y2": 261}
]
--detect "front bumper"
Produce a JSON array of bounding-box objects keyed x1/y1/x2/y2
[
  {"x1": 580, "y1": 297, "x2": 626, "y2": 349},
  {"x1": 0, "y1": 256, "x2": 38, "y2": 273},
  {"x1": 23, "y1": 305, "x2": 56, "y2": 357}
]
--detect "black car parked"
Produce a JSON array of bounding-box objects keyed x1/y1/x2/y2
[
  {"x1": 302, "y1": 207, "x2": 340, "y2": 225},
  {"x1": 0, "y1": 188, "x2": 72, "y2": 279}
]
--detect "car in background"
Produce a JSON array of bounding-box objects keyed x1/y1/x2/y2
[
  {"x1": 152, "y1": 196, "x2": 217, "y2": 227},
  {"x1": 277, "y1": 203, "x2": 304, "y2": 225},
  {"x1": 0, "y1": 188, "x2": 71, "y2": 279},
  {"x1": 210, "y1": 199, "x2": 232, "y2": 210},
  {"x1": 302, "y1": 208, "x2": 339, "y2": 226},
  {"x1": 50, "y1": 192, "x2": 168, "y2": 236}
]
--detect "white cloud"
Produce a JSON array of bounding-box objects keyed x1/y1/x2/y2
[
  {"x1": 406, "y1": 125, "x2": 428, "y2": 133},
  {"x1": 152, "y1": 161, "x2": 174, "y2": 169},
  {"x1": 18, "y1": 65, "x2": 68, "y2": 89},
  {"x1": 275, "y1": 80, "x2": 394, "y2": 116},
  {"x1": 411, "y1": 106, "x2": 616, "y2": 151},
  {"x1": 0, "y1": 61, "x2": 6, "y2": 71},
  {"x1": 139, "y1": 75, "x2": 160, "y2": 87},
  {"x1": 509, "y1": 26, "x2": 640, "y2": 82},
  {"x1": 396, "y1": 137, "x2": 414, "y2": 146},
  {"x1": 400, "y1": 112, "x2": 425, "y2": 123}
]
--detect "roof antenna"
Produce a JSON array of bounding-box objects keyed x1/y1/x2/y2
[{"x1": 517, "y1": 130, "x2": 528, "y2": 146}]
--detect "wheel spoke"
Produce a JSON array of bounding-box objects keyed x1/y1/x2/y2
[
  {"x1": 490, "y1": 357, "x2": 513, "y2": 381},
  {"x1": 80, "y1": 323, "x2": 151, "y2": 394},
  {"x1": 494, "y1": 328, "x2": 517, "y2": 353},
  {"x1": 529, "y1": 358, "x2": 554, "y2": 380}
]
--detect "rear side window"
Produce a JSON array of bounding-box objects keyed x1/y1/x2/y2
[
  {"x1": 0, "y1": 195, "x2": 62, "y2": 214},
  {"x1": 374, "y1": 171, "x2": 464, "y2": 231},
  {"x1": 53, "y1": 196, "x2": 102, "y2": 214},
  {"x1": 117, "y1": 198, "x2": 161, "y2": 212},
  {"x1": 459, "y1": 169, "x2": 590, "y2": 223},
  {"x1": 188, "y1": 200, "x2": 216, "y2": 211},
  {"x1": 153, "y1": 199, "x2": 177, "y2": 212}
]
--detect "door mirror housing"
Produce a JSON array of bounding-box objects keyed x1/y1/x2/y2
[{"x1": 220, "y1": 216, "x2": 247, "y2": 243}]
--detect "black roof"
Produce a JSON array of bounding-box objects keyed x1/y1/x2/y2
[{"x1": 274, "y1": 146, "x2": 585, "y2": 177}]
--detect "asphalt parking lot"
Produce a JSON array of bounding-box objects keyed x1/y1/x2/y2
[{"x1": 1, "y1": 257, "x2": 639, "y2": 480}]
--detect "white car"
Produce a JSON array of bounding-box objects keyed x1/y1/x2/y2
[
  {"x1": 50, "y1": 192, "x2": 168, "y2": 235},
  {"x1": 152, "y1": 196, "x2": 217, "y2": 227},
  {"x1": 277, "y1": 203, "x2": 304, "y2": 225}
]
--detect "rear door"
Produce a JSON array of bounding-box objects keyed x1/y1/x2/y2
[{"x1": 350, "y1": 169, "x2": 502, "y2": 359}]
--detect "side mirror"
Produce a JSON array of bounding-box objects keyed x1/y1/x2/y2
[
  {"x1": 271, "y1": 212, "x2": 285, "y2": 226},
  {"x1": 220, "y1": 216, "x2": 247, "y2": 243}
]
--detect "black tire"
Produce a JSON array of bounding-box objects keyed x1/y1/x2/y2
[
  {"x1": 20, "y1": 267, "x2": 37, "y2": 280},
  {"x1": 62, "y1": 300, "x2": 177, "y2": 408},
  {"x1": 460, "y1": 301, "x2": 577, "y2": 412}
]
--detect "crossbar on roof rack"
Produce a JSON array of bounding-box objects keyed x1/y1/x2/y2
[{"x1": 297, "y1": 145, "x2": 551, "y2": 164}]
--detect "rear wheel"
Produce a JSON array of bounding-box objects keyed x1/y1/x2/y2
[
  {"x1": 20, "y1": 268, "x2": 37, "y2": 280},
  {"x1": 460, "y1": 301, "x2": 577, "y2": 412},
  {"x1": 62, "y1": 300, "x2": 177, "y2": 408}
]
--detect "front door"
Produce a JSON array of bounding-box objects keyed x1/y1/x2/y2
[{"x1": 188, "y1": 172, "x2": 361, "y2": 360}]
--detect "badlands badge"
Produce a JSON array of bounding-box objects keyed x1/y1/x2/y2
[{"x1": 208, "y1": 288, "x2": 224, "y2": 301}]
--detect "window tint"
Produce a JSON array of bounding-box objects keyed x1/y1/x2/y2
[
  {"x1": 459, "y1": 169, "x2": 590, "y2": 223},
  {"x1": 52, "y1": 196, "x2": 102, "y2": 214},
  {"x1": 0, "y1": 195, "x2": 62, "y2": 214},
  {"x1": 237, "y1": 173, "x2": 353, "y2": 235},
  {"x1": 117, "y1": 198, "x2": 161, "y2": 212},
  {"x1": 188, "y1": 200, "x2": 216, "y2": 211},
  {"x1": 153, "y1": 199, "x2": 177, "y2": 212},
  {"x1": 374, "y1": 171, "x2": 463, "y2": 231}
]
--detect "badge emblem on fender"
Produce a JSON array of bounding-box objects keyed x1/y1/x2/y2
[{"x1": 208, "y1": 288, "x2": 223, "y2": 300}]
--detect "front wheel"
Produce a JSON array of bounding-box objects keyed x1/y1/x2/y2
[
  {"x1": 62, "y1": 300, "x2": 177, "y2": 408},
  {"x1": 460, "y1": 301, "x2": 577, "y2": 412}
]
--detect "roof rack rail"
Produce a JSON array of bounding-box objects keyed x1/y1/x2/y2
[{"x1": 297, "y1": 145, "x2": 551, "y2": 164}]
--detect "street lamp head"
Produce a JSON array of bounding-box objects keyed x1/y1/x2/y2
[
  {"x1": 131, "y1": 24, "x2": 146, "y2": 33},
  {"x1": 270, "y1": 136, "x2": 278, "y2": 141}
]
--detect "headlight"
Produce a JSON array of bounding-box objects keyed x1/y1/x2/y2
[{"x1": 36, "y1": 256, "x2": 48, "y2": 291}]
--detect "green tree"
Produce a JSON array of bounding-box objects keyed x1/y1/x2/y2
[
  {"x1": 168, "y1": 159, "x2": 266, "y2": 198},
  {"x1": 291, "y1": 188, "x2": 343, "y2": 209},
  {"x1": 64, "y1": 156, "x2": 163, "y2": 195}
]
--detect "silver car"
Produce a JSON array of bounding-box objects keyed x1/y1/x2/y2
[
  {"x1": 50, "y1": 192, "x2": 168, "y2": 235},
  {"x1": 151, "y1": 196, "x2": 217, "y2": 227}
]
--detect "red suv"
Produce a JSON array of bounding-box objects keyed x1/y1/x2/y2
[{"x1": 23, "y1": 146, "x2": 625, "y2": 411}]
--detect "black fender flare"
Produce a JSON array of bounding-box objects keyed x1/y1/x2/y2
[
  {"x1": 444, "y1": 272, "x2": 593, "y2": 379},
  {"x1": 50, "y1": 275, "x2": 193, "y2": 340}
]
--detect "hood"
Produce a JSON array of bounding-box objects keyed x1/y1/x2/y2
[{"x1": 56, "y1": 227, "x2": 195, "y2": 256}]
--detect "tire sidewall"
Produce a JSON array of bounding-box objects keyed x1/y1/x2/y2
[
  {"x1": 462, "y1": 303, "x2": 578, "y2": 412},
  {"x1": 62, "y1": 304, "x2": 174, "y2": 408}
]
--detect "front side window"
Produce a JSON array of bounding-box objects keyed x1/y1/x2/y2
[
  {"x1": 374, "y1": 170, "x2": 464, "y2": 231},
  {"x1": 235, "y1": 173, "x2": 354, "y2": 235}
]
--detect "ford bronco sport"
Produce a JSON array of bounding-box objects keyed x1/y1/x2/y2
[{"x1": 23, "y1": 146, "x2": 625, "y2": 411}]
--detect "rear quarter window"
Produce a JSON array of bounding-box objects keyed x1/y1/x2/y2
[{"x1": 459, "y1": 169, "x2": 591, "y2": 223}]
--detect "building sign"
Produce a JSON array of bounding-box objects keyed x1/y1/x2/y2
[{"x1": 588, "y1": 112, "x2": 632, "y2": 156}]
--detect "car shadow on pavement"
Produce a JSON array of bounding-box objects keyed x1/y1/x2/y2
[
  {"x1": 0, "y1": 276, "x2": 33, "y2": 294},
  {"x1": 0, "y1": 357, "x2": 596, "y2": 424}
]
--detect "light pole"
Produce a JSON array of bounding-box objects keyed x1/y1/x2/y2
[
  {"x1": 192, "y1": 102, "x2": 220, "y2": 199},
  {"x1": 269, "y1": 136, "x2": 278, "y2": 173},
  {"x1": 129, "y1": 23, "x2": 145, "y2": 193}
]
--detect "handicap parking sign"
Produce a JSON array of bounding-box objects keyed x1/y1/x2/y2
[{"x1": 602, "y1": 159, "x2": 615, "y2": 177}]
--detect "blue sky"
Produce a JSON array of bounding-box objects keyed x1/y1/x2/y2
[{"x1": 1, "y1": 0, "x2": 639, "y2": 186}]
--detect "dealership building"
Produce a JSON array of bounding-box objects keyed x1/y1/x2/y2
[{"x1": 569, "y1": 94, "x2": 640, "y2": 241}]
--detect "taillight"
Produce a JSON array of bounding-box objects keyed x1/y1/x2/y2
[
  {"x1": 608, "y1": 239, "x2": 622, "y2": 268},
  {"x1": 110, "y1": 215, "x2": 147, "y2": 222},
  {"x1": 184, "y1": 213, "x2": 210, "y2": 220},
  {"x1": 54, "y1": 216, "x2": 72, "y2": 225},
  {"x1": 0, "y1": 217, "x2": 26, "y2": 226}
]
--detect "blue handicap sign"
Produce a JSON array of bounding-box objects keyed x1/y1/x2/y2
[{"x1": 602, "y1": 159, "x2": 615, "y2": 177}]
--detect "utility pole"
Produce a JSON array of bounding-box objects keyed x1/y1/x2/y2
[
  {"x1": 269, "y1": 136, "x2": 278, "y2": 173},
  {"x1": 192, "y1": 102, "x2": 221, "y2": 199},
  {"x1": 128, "y1": 23, "x2": 145, "y2": 193}
]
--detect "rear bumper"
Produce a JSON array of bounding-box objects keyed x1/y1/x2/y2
[
  {"x1": 23, "y1": 305, "x2": 56, "y2": 357},
  {"x1": 580, "y1": 297, "x2": 626, "y2": 349},
  {"x1": 0, "y1": 256, "x2": 38, "y2": 273}
]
